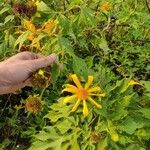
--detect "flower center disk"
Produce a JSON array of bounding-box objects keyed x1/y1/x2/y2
[{"x1": 77, "y1": 88, "x2": 89, "y2": 100}]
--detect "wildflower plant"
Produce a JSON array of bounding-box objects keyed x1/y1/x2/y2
[
  {"x1": 0, "y1": 0, "x2": 150, "y2": 149},
  {"x1": 30, "y1": 76, "x2": 150, "y2": 150}
]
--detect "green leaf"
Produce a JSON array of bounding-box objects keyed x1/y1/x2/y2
[
  {"x1": 58, "y1": 36, "x2": 74, "y2": 55},
  {"x1": 14, "y1": 31, "x2": 30, "y2": 49},
  {"x1": 97, "y1": 137, "x2": 108, "y2": 150},
  {"x1": 51, "y1": 63, "x2": 60, "y2": 88},
  {"x1": 85, "y1": 56, "x2": 94, "y2": 69},
  {"x1": 0, "y1": 7, "x2": 9, "y2": 15},
  {"x1": 122, "y1": 93, "x2": 135, "y2": 107},
  {"x1": 136, "y1": 128, "x2": 150, "y2": 140},
  {"x1": 66, "y1": 0, "x2": 81, "y2": 11},
  {"x1": 36, "y1": 1, "x2": 50, "y2": 12},
  {"x1": 98, "y1": 38, "x2": 110, "y2": 54},
  {"x1": 45, "y1": 98, "x2": 71, "y2": 122},
  {"x1": 58, "y1": 15, "x2": 71, "y2": 34},
  {"x1": 56, "y1": 119, "x2": 72, "y2": 134},
  {"x1": 138, "y1": 108, "x2": 150, "y2": 119},
  {"x1": 141, "y1": 81, "x2": 150, "y2": 92},
  {"x1": 79, "y1": 7, "x2": 96, "y2": 27},
  {"x1": 72, "y1": 136, "x2": 80, "y2": 150},
  {"x1": 29, "y1": 138, "x2": 63, "y2": 150},
  {"x1": 4, "y1": 15, "x2": 14, "y2": 24},
  {"x1": 72, "y1": 55, "x2": 88, "y2": 79},
  {"x1": 119, "y1": 117, "x2": 144, "y2": 134},
  {"x1": 34, "y1": 130, "x2": 52, "y2": 141}
]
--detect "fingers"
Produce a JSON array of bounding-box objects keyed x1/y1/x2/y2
[
  {"x1": 12, "y1": 51, "x2": 43, "y2": 60},
  {"x1": 27, "y1": 53, "x2": 57, "y2": 71},
  {"x1": 5, "y1": 52, "x2": 44, "y2": 64},
  {"x1": 0, "y1": 82, "x2": 26, "y2": 95}
]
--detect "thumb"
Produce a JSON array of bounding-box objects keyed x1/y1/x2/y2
[{"x1": 27, "y1": 53, "x2": 57, "y2": 71}]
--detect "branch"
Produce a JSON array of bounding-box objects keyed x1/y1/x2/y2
[{"x1": 145, "y1": 0, "x2": 150, "y2": 13}]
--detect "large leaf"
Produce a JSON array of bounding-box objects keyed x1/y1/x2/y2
[
  {"x1": 58, "y1": 36, "x2": 74, "y2": 55},
  {"x1": 4, "y1": 15, "x2": 14, "y2": 24},
  {"x1": 72, "y1": 55, "x2": 88, "y2": 79},
  {"x1": 0, "y1": 7, "x2": 9, "y2": 15},
  {"x1": 119, "y1": 117, "x2": 144, "y2": 134},
  {"x1": 14, "y1": 31, "x2": 30, "y2": 49},
  {"x1": 138, "y1": 108, "x2": 150, "y2": 119}
]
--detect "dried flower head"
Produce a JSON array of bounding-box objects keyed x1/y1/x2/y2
[
  {"x1": 13, "y1": 1, "x2": 37, "y2": 18},
  {"x1": 90, "y1": 131, "x2": 107, "y2": 143},
  {"x1": 20, "y1": 45, "x2": 31, "y2": 52},
  {"x1": 25, "y1": 95, "x2": 43, "y2": 113},
  {"x1": 13, "y1": 3, "x2": 26, "y2": 17},
  {"x1": 25, "y1": 1, "x2": 37, "y2": 18},
  {"x1": 30, "y1": 67, "x2": 51, "y2": 88}
]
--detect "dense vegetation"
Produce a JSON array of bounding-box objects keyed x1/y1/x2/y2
[{"x1": 0, "y1": 0, "x2": 150, "y2": 149}]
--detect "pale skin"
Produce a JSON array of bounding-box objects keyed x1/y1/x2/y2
[{"x1": 0, "y1": 52, "x2": 57, "y2": 95}]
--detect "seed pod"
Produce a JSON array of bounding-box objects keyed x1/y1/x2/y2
[
  {"x1": 13, "y1": 2, "x2": 37, "y2": 18},
  {"x1": 30, "y1": 67, "x2": 51, "y2": 88},
  {"x1": 20, "y1": 45, "x2": 31, "y2": 52},
  {"x1": 13, "y1": 3, "x2": 27, "y2": 17},
  {"x1": 25, "y1": 1, "x2": 37, "y2": 18},
  {"x1": 90, "y1": 131, "x2": 107, "y2": 143},
  {"x1": 25, "y1": 95, "x2": 43, "y2": 113}
]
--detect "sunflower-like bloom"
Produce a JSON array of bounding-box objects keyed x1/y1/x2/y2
[
  {"x1": 99, "y1": 2, "x2": 112, "y2": 12},
  {"x1": 62, "y1": 74, "x2": 105, "y2": 117},
  {"x1": 41, "y1": 19, "x2": 61, "y2": 36},
  {"x1": 22, "y1": 20, "x2": 41, "y2": 49}
]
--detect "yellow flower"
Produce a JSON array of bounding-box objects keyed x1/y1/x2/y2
[
  {"x1": 62, "y1": 74, "x2": 105, "y2": 117},
  {"x1": 38, "y1": 69, "x2": 45, "y2": 76},
  {"x1": 41, "y1": 20, "x2": 61, "y2": 35},
  {"x1": 22, "y1": 20, "x2": 41, "y2": 49},
  {"x1": 128, "y1": 80, "x2": 140, "y2": 86},
  {"x1": 99, "y1": 2, "x2": 112, "y2": 12},
  {"x1": 22, "y1": 20, "x2": 36, "y2": 33},
  {"x1": 16, "y1": 19, "x2": 41, "y2": 49}
]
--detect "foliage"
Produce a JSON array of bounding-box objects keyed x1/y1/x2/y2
[{"x1": 0, "y1": 0, "x2": 150, "y2": 149}]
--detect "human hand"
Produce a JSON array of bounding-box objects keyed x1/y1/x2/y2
[{"x1": 0, "y1": 52, "x2": 57, "y2": 94}]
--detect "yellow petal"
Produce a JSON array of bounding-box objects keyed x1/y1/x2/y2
[
  {"x1": 23, "y1": 20, "x2": 36, "y2": 32},
  {"x1": 128, "y1": 80, "x2": 140, "y2": 86},
  {"x1": 84, "y1": 76, "x2": 94, "y2": 89},
  {"x1": 38, "y1": 69, "x2": 44, "y2": 76},
  {"x1": 83, "y1": 100, "x2": 89, "y2": 117},
  {"x1": 35, "y1": 42, "x2": 41, "y2": 49},
  {"x1": 62, "y1": 87, "x2": 78, "y2": 93},
  {"x1": 71, "y1": 74, "x2": 83, "y2": 88},
  {"x1": 88, "y1": 97, "x2": 102, "y2": 108},
  {"x1": 28, "y1": 34, "x2": 35, "y2": 41},
  {"x1": 89, "y1": 93, "x2": 106, "y2": 97},
  {"x1": 88, "y1": 86, "x2": 101, "y2": 93},
  {"x1": 64, "y1": 84, "x2": 78, "y2": 90},
  {"x1": 63, "y1": 95, "x2": 76, "y2": 104},
  {"x1": 71, "y1": 99, "x2": 81, "y2": 112}
]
